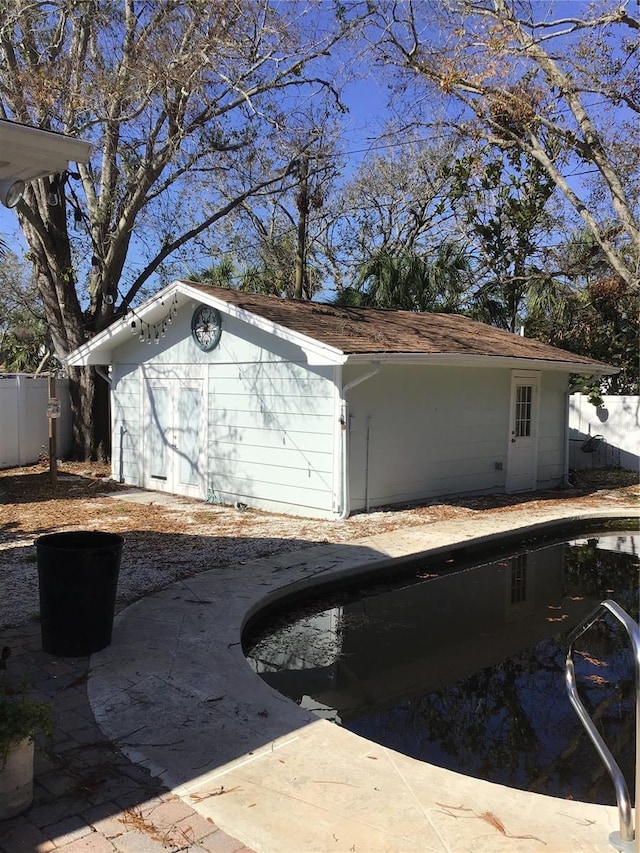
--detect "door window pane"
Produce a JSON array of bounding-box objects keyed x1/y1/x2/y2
[
  {"x1": 515, "y1": 385, "x2": 532, "y2": 437},
  {"x1": 510, "y1": 554, "x2": 528, "y2": 604}
]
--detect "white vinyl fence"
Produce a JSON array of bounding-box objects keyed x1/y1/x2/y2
[
  {"x1": 1, "y1": 379, "x2": 636, "y2": 475},
  {"x1": 0, "y1": 375, "x2": 72, "y2": 469},
  {"x1": 569, "y1": 393, "x2": 639, "y2": 472}
]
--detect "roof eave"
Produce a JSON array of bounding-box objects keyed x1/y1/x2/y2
[
  {"x1": 0, "y1": 120, "x2": 92, "y2": 182},
  {"x1": 343, "y1": 352, "x2": 618, "y2": 375},
  {"x1": 65, "y1": 281, "x2": 180, "y2": 366},
  {"x1": 64, "y1": 280, "x2": 347, "y2": 367},
  {"x1": 64, "y1": 280, "x2": 618, "y2": 376},
  {"x1": 64, "y1": 326, "x2": 120, "y2": 367}
]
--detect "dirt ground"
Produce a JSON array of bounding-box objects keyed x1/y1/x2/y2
[{"x1": 0, "y1": 460, "x2": 637, "y2": 630}]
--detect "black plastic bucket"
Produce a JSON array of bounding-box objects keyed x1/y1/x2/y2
[{"x1": 35, "y1": 531, "x2": 124, "y2": 657}]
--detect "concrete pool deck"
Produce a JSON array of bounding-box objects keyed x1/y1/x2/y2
[{"x1": 88, "y1": 501, "x2": 639, "y2": 853}]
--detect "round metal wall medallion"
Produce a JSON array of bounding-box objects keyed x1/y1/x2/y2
[{"x1": 191, "y1": 305, "x2": 222, "y2": 351}]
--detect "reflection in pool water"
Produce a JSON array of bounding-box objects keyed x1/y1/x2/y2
[{"x1": 244, "y1": 525, "x2": 639, "y2": 805}]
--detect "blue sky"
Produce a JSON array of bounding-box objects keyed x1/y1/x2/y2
[
  {"x1": 0, "y1": 66, "x2": 394, "y2": 291},
  {"x1": 0, "y1": 199, "x2": 26, "y2": 256},
  {"x1": 2, "y1": 0, "x2": 625, "y2": 293}
]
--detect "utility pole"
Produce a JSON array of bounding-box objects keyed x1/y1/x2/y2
[{"x1": 294, "y1": 153, "x2": 309, "y2": 300}]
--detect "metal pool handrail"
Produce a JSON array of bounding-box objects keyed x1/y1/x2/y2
[{"x1": 565, "y1": 599, "x2": 640, "y2": 853}]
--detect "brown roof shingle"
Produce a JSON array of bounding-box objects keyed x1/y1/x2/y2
[{"x1": 184, "y1": 282, "x2": 612, "y2": 369}]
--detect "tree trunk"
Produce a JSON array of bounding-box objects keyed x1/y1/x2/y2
[
  {"x1": 67, "y1": 367, "x2": 111, "y2": 462},
  {"x1": 16, "y1": 206, "x2": 112, "y2": 462},
  {"x1": 294, "y1": 154, "x2": 309, "y2": 300}
]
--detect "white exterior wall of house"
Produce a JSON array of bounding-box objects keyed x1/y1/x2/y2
[
  {"x1": 110, "y1": 364, "x2": 141, "y2": 485},
  {"x1": 204, "y1": 311, "x2": 337, "y2": 517},
  {"x1": 537, "y1": 372, "x2": 570, "y2": 488},
  {"x1": 345, "y1": 363, "x2": 569, "y2": 512},
  {"x1": 109, "y1": 299, "x2": 338, "y2": 518}
]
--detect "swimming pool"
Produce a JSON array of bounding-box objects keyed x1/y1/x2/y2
[{"x1": 244, "y1": 520, "x2": 638, "y2": 806}]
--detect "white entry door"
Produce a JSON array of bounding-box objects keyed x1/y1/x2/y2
[
  {"x1": 144, "y1": 378, "x2": 205, "y2": 498},
  {"x1": 506, "y1": 372, "x2": 540, "y2": 493}
]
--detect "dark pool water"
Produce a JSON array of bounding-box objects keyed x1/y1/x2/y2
[{"x1": 244, "y1": 522, "x2": 639, "y2": 805}]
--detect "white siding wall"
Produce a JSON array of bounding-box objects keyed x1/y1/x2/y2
[
  {"x1": 536, "y1": 372, "x2": 569, "y2": 488},
  {"x1": 110, "y1": 299, "x2": 337, "y2": 516},
  {"x1": 110, "y1": 365, "x2": 141, "y2": 485},
  {"x1": 205, "y1": 314, "x2": 337, "y2": 517},
  {"x1": 346, "y1": 365, "x2": 510, "y2": 510},
  {"x1": 346, "y1": 364, "x2": 568, "y2": 511}
]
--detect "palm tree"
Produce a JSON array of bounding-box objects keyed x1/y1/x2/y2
[{"x1": 335, "y1": 243, "x2": 471, "y2": 313}]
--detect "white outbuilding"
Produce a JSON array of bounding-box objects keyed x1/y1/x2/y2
[{"x1": 65, "y1": 281, "x2": 616, "y2": 519}]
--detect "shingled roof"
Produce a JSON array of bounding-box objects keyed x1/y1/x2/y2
[
  {"x1": 185, "y1": 282, "x2": 611, "y2": 370},
  {"x1": 64, "y1": 279, "x2": 616, "y2": 374}
]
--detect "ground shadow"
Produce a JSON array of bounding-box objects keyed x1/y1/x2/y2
[
  {"x1": 0, "y1": 467, "x2": 636, "y2": 850},
  {"x1": 367, "y1": 467, "x2": 638, "y2": 516},
  {"x1": 0, "y1": 468, "x2": 120, "y2": 506},
  {"x1": 1, "y1": 528, "x2": 369, "y2": 851}
]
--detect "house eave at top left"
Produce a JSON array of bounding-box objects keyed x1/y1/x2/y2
[{"x1": 0, "y1": 119, "x2": 92, "y2": 182}]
